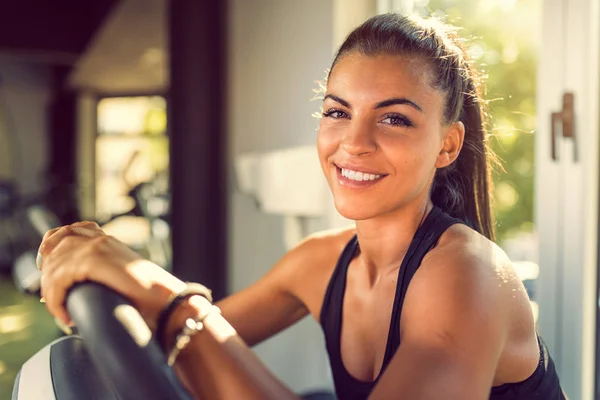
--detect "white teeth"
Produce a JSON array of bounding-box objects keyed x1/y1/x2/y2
[{"x1": 341, "y1": 168, "x2": 382, "y2": 181}]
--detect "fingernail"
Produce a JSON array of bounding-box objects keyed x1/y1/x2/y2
[
  {"x1": 40, "y1": 297, "x2": 46, "y2": 303},
  {"x1": 36, "y1": 252, "x2": 42, "y2": 270},
  {"x1": 55, "y1": 318, "x2": 72, "y2": 335}
]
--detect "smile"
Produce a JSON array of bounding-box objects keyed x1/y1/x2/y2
[
  {"x1": 335, "y1": 165, "x2": 386, "y2": 188},
  {"x1": 340, "y1": 168, "x2": 382, "y2": 181}
]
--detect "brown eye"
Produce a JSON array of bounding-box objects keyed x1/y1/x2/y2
[
  {"x1": 381, "y1": 113, "x2": 413, "y2": 127},
  {"x1": 323, "y1": 109, "x2": 350, "y2": 119}
]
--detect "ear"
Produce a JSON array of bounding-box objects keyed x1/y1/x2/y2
[{"x1": 435, "y1": 121, "x2": 465, "y2": 169}]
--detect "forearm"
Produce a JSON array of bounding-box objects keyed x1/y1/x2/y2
[{"x1": 165, "y1": 295, "x2": 300, "y2": 400}]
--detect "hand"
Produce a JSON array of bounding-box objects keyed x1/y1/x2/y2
[{"x1": 38, "y1": 221, "x2": 186, "y2": 328}]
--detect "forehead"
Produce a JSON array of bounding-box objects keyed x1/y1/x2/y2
[{"x1": 327, "y1": 53, "x2": 444, "y2": 112}]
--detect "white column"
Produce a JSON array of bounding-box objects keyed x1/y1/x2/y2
[
  {"x1": 560, "y1": 0, "x2": 600, "y2": 397},
  {"x1": 536, "y1": 0, "x2": 600, "y2": 398}
]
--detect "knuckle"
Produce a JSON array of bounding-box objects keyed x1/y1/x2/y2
[
  {"x1": 77, "y1": 260, "x2": 95, "y2": 282},
  {"x1": 88, "y1": 234, "x2": 112, "y2": 251},
  {"x1": 93, "y1": 234, "x2": 112, "y2": 244},
  {"x1": 41, "y1": 226, "x2": 75, "y2": 253},
  {"x1": 43, "y1": 262, "x2": 59, "y2": 278},
  {"x1": 43, "y1": 227, "x2": 60, "y2": 238},
  {"x1": 74, "y1": 221, "x2": 101, "y2": 230},
  {"x1": 104, "y1": 235, "x2": 116, "y2": 243},
  {"x1": 61, "y1": 235, "x2": 78, "y2": 247},
  {"x1": 60, "y1": 225, "x2": 73, "y2": 235},
  {"x1": 41, "y1": 227, "x2": 60, "y2": 243}
]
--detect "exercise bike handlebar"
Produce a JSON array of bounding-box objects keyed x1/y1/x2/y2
[{"x1": 65, "y1": 282, "x2": 190, "y2": 399}]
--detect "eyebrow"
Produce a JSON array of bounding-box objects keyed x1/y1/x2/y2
[{"x1": 324, "y1": 94, "x2": 423, "y2": 113}]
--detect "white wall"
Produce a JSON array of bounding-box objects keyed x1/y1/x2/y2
[
  {"x1": 0, "y1": 56, "x2": 51, "y2": 197},
  {"x1": 228, "y1": 0, "x2": 335, "y2": 394}
]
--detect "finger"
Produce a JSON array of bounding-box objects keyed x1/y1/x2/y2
[
  {"x1": 42, "y1": 226, "x2": 61, "y2": 242},
  {"x1": 40, "y1": 260, "x2": 69, "y2": 325},
  {"x1": 38, "y1": 226, "x2": 74, "y2": 270},
  {"x1": 38, "y1": 227, "x2": 63, "y2": 269},
  {"x1": 41, "y1": 223, "x2": 103, "y2": 250},
  {"x1": 42, "y1": 253, "x2": 90, "y2": 326},
  {"x1": 71, "y1": 221, "x2": 102, "y2": 231},
  {"x1": 42, "y1": 222, "x2": 101, "y2": 242},
  {"x1": 36, "y1": 251, "x2": 44, "y2": 270},
  {"x1": 39, "y1": 225, "x2": 104, "y2": 262},
  {"x1": 38, "y1": 225, "x2": 100, "y2": 269},
  {"x1": 39, "y1": 225, "x2": 73, "y2": 254},
  {"x1": 39, "y1": 274, "x2": 45, "y2": 302},
  {"x1": 39, "y1": 235, "x2": 84, "y2": 299}
]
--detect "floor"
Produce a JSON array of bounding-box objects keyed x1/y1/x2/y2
[{"x1": 0, "y1": 276, "x2": 60, "y2": 396}]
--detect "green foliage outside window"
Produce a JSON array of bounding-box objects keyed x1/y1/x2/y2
[{"x1": 420, "y1": 0, "x2": 540, "y2": 244}]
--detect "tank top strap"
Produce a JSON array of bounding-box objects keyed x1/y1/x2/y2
[
  {"x1": 320, "y1": 234, "x2": 359, "y2": 346},
  {"x1": 381, "y1": 206, "x2": 463, "y2": 368}
]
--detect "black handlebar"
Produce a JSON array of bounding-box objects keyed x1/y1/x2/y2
[{"x1": 66, "y1": 282, "x2": 190, "y2": 400}]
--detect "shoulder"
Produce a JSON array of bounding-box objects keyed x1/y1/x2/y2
[
  {"x1": 402, "y1": 223, "x2": 526, "y2": 341},
  {"x1": 371, "y1": 225, "x2": 525, "y2": 399},
  {"x1": 277, "y1": 226, "x2": 356, "y2": 314},
  {"x1": 217, "y1": 226, "x2": 357, "y2": 332},
  {"x1": 286, "y1": 225, "x2": 356, "y2": 266},
  {"x1": 278, "y1": 227, "x2": 356, "y2": 282},
  {"x1": 423, "y1": 223, "x2": 514, "y2": 280},
  {"x1": 246, "y1": 226, "x2": 355, "y2": 291}
]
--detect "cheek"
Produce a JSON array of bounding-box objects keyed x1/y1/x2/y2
[
  {"x1": 379, "y1": 133, "x2": 438, "y2": 174},
  {"x1": 316, "y1": 126, "x2": 337, "y2": 164}
]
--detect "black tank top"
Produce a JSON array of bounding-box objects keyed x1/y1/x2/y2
[{"x1": 319, "y1": 206, "x2": 564, "y2": 400}]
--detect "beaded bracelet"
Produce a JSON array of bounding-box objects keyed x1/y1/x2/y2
[
  {"x1": 155, "y1": 282, "x2": 213, "y2": 351},
  {"x1": 166, "y1": 305, "x2": 221, "y2": 366}
]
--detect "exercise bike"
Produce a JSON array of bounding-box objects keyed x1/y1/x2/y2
[
  {"x1": 12, "y1": 282, "x2": 337, "y2": 399},
  {"x1": 12, "y1": 282, "x2": 192, "y2": 399}
]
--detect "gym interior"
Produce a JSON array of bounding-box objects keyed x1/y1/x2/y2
[{"x1": 0, "y1": 0, "x2": 598, "y2": 398}]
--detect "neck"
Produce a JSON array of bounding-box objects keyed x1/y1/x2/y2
[{"x1": 354, "y1": 199, "x2": 433, "y2": 278}]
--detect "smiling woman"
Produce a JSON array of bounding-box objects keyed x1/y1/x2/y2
[
  {"x1": 32, "y1": 12, "x2": 565, "y2": 400},
  {"x1": 318, "y1": 16, "x2": 494, "y2": 240},
  {"x1": 318, "y1": 52, "x2": 465, "y2": 224}
]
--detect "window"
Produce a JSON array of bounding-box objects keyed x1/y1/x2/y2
[{"x1": 95, "y1": 96, "x2": 171, "y2": 267}]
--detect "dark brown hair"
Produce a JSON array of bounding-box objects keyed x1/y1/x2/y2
[{"x1": 328, "y1": 13, "x2": 496, "y2": 240}]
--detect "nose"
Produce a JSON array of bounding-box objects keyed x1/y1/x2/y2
[{"x1": 340, "y1": 119, "x2": 377, "y2": 156}]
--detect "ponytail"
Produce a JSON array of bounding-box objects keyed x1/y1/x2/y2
[{"x1": 431, "y1": 84, "x2": 495, "y2": 240}]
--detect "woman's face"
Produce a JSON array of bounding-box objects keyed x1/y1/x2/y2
[{"x1": 317, "y1": 53, "x2": 463, "y2": 221}]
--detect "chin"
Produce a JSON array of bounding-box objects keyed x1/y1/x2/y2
[{"x1": 333, "y1": 198, "x2": 379, "y2": 221}]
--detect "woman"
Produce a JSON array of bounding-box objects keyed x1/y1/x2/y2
[{"x1": 37, "y1": 13, "x2": 565, "y2": 399}]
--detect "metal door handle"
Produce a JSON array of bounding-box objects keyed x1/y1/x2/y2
[{"x1": 551, "y1": 92, "x2": 576, "y2": 161}]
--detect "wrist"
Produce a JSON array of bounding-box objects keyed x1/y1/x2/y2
[
  {"x1": 126, "y1": 259, "x2": 187, "y2": 326},
  {"x1": 163, "y1": 295, "x2": 213, "y2": 349},
  {"x1": 154, "y1": 282, "x2": 214, "y2": 352}
]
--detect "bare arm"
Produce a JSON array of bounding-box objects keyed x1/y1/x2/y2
[
  {"x1": 171, "y1": 232, "x2": 512, "y2": 400},
  {"x1": 167, "y1": 295, "x2": 301, "y2": 400},
  {"x1": 168, "y1": 232, "x2": 346, "y2": 398},
  {"x1": 215, "y1": 230, "x2": 347, "y2": 346},
  {"x1": 215, "y1": 240, "x2": 310, "y2": 346},
  {"x1": 38, "y1": 222, "x2": 343, "y2": 399}
]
